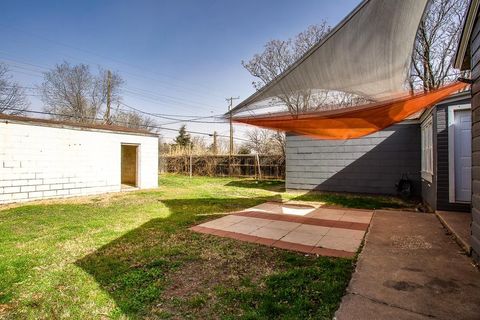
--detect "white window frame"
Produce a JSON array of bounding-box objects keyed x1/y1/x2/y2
[
  {"x1": 448, "y1": 104, "x2": 471, "y2": 203},
  {"x1": 421, "y1": 115, "x2": 434, "y2": 182}
]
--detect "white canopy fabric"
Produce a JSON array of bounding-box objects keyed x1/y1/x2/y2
[{"x1": 231, "y1": 0, "x2": 428, "y2": 115}]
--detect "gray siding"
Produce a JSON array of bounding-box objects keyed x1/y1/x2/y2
[
  {"x1": 286, "y1": 123, "x2": 421, "y2": 195},
  {"x1": 471, "y1": 10, "x2": 480, "y2": 262},
  {"x1": 435, "y1": 102, "x2": 471, "y2": 212}
]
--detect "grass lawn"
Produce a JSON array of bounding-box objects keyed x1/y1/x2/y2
[{"x1": 0, "y1": 175, "x2": 411, "y2": 319}]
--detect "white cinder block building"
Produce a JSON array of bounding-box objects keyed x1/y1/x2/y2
[{"x1": 0, "y1": 114, "x2": 159, "y2": 204}]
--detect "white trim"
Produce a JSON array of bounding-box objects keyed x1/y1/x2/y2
[
  {"x1": 421, "y1": 115, "x2": 434, "y2": 182},
  {"x1": 448, "y1": 104, "x2": 471, "y2": 203}
]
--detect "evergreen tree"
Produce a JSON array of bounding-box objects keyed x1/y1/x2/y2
[{"x1": 175, "y1": 125, "x2": 192, "y2": 147}]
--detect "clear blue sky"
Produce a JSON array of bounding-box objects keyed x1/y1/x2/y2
[{"x1": 1, "y1": 0, "x2": 360, "y2": 142}]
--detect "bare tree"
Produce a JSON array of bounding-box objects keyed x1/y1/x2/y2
[
  {"x1": 0, "y1": 63, "x2": 29, "y2": 115},
  {"x1": 271, "y1": 130, "x2": 286, "y2": 156},
  {"x1": 244, "y1": 128, "x2": 284, "y2": 155},
  {"x1": 410, "y1": 0, "x2": 468, "y2": 91},
  {"x1": 110, "y1": 108, "x2": 157, "y2": 131},
  {"x1": 39, "y1": 62, "x2": 123, "y2": 123},
  {"x1": 242, "y1": 22, "x2": 369, "y2": 115},
  {"x1": 242, "y1": 23, "x2": 330, "y2": 91},
  {"x1": 242, "y1": 23, "x2": 334, "y2": 115}
]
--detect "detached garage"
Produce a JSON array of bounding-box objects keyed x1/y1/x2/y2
[{"x1": 0, "y1": 114, "x2": 159, "y2": 204}]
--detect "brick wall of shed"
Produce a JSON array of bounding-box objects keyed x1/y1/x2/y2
[
  {"x1": 285, "y1": 123, "x2": 421, "y2": 195},
  {"x1": 0, "y1": 121, "x2": 158, "y2": 204}
]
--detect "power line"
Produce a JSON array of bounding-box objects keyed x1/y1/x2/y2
[
  {"x1": 0, "y1": 25, "x2": 227, "y2": 99},
  {"x1": 0, "y1": 59, "x2": 227, "y2": 113},
  {"x1": 118, "y1": 102, "x2": 227, "y2": 124},
  {"x1": 1, "y1": 107, "x2": 249, "y2": 142},
  {"x1": 3, "y1": 83, "x2": 226, "y2": 119}
]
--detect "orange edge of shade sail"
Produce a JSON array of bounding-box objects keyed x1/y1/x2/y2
[{"x1": 233, "y1": 82, "x2": 468, "y2": 140}]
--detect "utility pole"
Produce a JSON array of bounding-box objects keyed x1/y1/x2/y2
[
  {"x1": 226, "y1": 97, "x2": 240, "y2": 156},
  {"x1": 105, "y1": 70, "x2": 112, "y2": 124},
  {"x1": 212, "y1": 131, "x2": 218, "y2": 155},
  {"x1": 226, "y1": 96, "x2": 239, "y2": 176}
]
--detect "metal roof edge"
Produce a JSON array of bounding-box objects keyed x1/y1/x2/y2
[{"x1": 0, "y1": 114, "x2": 159, "y2": 138}]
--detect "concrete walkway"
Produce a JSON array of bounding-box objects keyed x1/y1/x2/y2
[
  {"x1": 335, "y1": 210, "x2": 480, "y2": 320},
  {"x1": 436, "y1": 210, "x2": 471, "y2": 253}
]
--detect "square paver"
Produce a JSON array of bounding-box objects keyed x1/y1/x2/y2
[
  {"x1": 326, "y1": 228, "x2": 366, "y2": 240},
  {"x1": 294, "y1": 224, "x2": 330, "y2": 235},
  {"x1": 340, "y1": 211, "x2": 373, "y2": 224},
  {"x1": 307, "y1": 209, "x2": 345, "y2": 220},
  {"x1": 222, "y1": 217, "x2": 272, "y2": 234},
  {"x1": 267, "y1": 220, "x2": 301, "y2": 231},
  {"x1": 281, "y1": 230, "x2": 325, "y2": 246},
  {"x1": 250, "y1": 226, "x2": 291, "y2": 240},
  {"x1": 199, "y1": 215, "x2": 247, "y2": 229},
  {"x1": 245, "y1": 202, "x2": 316, "y2": 216},
  {"x1": 235, "y1": 217, "x2": 273, "y2": 228},
  {"x1": 317, "y1": 235, "x2": 362, "y2": 252},
  {"x1": 222, "y1": 222, "x2": 260, "y2": 234}
]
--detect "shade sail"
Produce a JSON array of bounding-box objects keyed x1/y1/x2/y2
[
  {"x1": 233, "y1": 82, "x2": 468, "y2": 140},
  {"x1": 230, "y1": 0, "x2": 429, "y2": 115}
]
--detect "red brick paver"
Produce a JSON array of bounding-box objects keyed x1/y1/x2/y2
[{"x1": 232, "y1": 210, "x2": 369, "y2": 231}]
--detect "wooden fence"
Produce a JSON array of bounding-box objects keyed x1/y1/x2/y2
[{"x1": 160, "y1": 154, "x2": 285, "y2": 179}]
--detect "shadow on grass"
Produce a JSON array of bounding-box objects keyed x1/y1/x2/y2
[
  {"x1": 225, "y1": 179, "x2": 285, "y2": 192},
  {"x1": 75, "y1": 195, "x2": 278, "y2": 318},
  {"x1": 291, "y1": 190, "x2": 418, "y2": 210},
  {"x1": 224, "y1": 179, "x2": 415, "y2": 210}
]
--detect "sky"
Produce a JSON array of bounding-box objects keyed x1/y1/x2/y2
[{"x1": 1, "y1": 0, "x2": 360, "y2": 144}]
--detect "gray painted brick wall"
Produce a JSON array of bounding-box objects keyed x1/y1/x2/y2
[{"x1": 286, "y1": 123, "x2": 421, "y2": 195}]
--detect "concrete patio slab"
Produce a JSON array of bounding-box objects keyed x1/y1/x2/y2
[
  {"x1": 191, "y1": 202, "x2": 374, "y2": 257},
  {"x1": 335, "y1": 210, "x2": 480, "y2": 320}
]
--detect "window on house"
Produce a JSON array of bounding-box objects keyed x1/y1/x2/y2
[{"x1": 421, "y1": 116, "x2": 433, "y2": 182}]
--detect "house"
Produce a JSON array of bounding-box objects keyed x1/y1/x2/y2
[
  {"x1": 419, "y1": 92, "x2": 471, "y2": 212},
  {"x1": 454, "y1": 0, "x2": 480, "y2": 263},
  {"x1": 0, "y1": 114, "x2": 159, "y2": 204},
  {"x1": 229, "y1": 0, "x2": 479, "y2": 262},
  {"x1": 285, "y1": 91, "x2": 471, "y2": 214}
]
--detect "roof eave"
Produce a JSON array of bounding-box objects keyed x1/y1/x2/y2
[{"x1": 454, "y1": 0, "x2": 480, "y2": 71}]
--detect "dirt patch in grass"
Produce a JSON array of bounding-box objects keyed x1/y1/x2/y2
[
  {"x1": 147, "y1": 232, "x2": 354, "y2": 319},
  {"x1": 155, "y1": 235, "x2": 284, "y2": 318}
]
